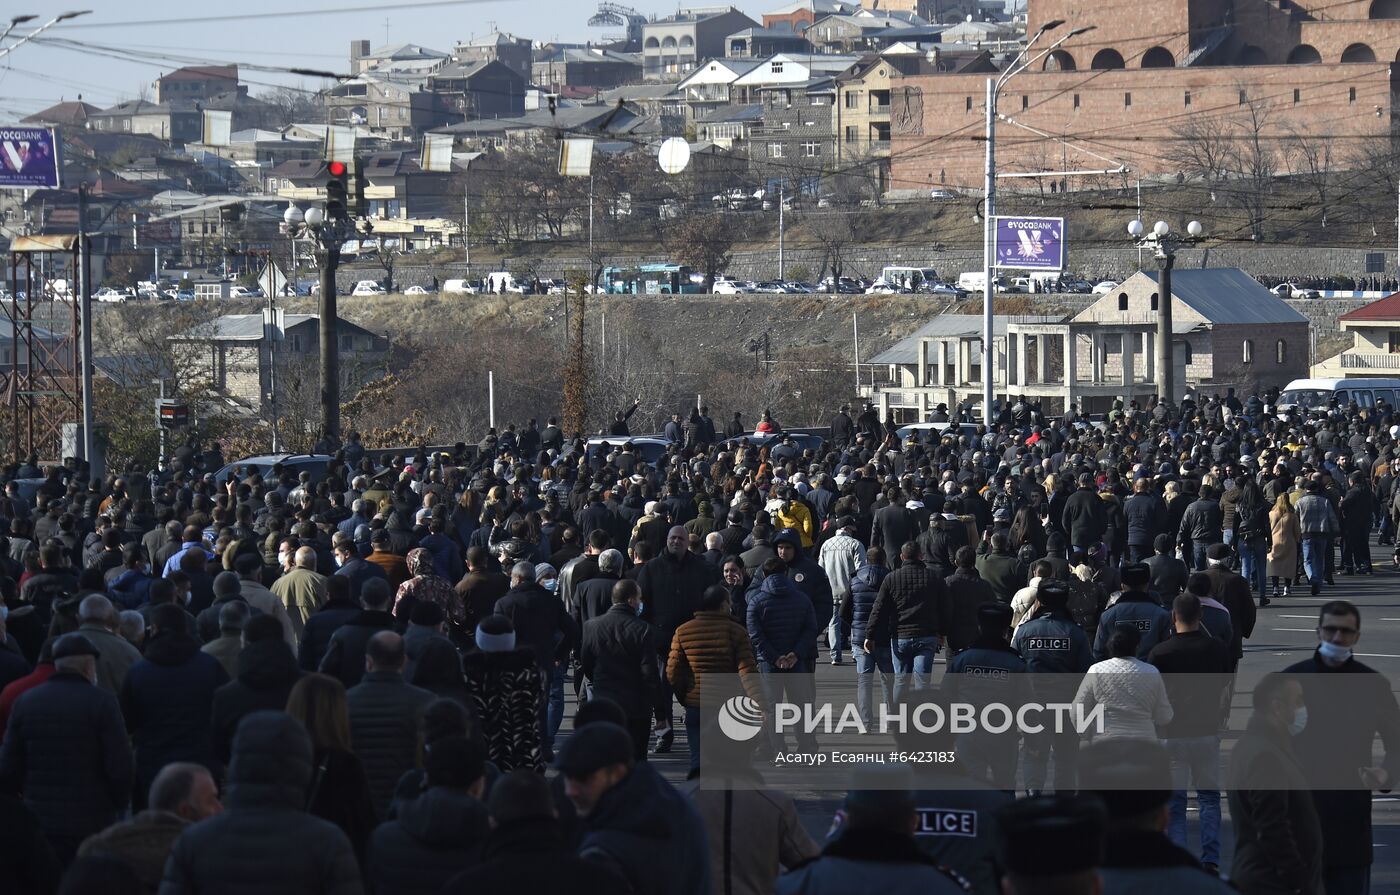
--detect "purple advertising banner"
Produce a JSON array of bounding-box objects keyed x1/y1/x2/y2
[
  {"x1": 0, "y1": 126, "x2": 61, "y2": 189},
  {"x1": 994, "y1": 216, "x2": 1064, "y2": 271}
]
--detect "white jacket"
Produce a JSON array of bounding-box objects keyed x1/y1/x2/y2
[{"x1": 1073, "y1": 656, "x2": 1173, "y2": 741}]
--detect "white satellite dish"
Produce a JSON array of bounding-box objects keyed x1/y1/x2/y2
[{"x1": 658, "y1": 137, "x2": 691, "y2": 175}]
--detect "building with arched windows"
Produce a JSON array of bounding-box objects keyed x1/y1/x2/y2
[
  {"x1": 642, "y1": 7, "x2": 760, "y2": 80},
  {"x1": 890, "y1": 0, "x2": 1399, "y2": 190}
]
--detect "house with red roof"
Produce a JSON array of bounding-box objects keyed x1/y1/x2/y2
[{"x1": 1314, "y1": 293, "x2": 1400, "y2": 377}]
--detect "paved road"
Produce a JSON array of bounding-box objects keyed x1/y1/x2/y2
[{"x1": 563, "y1": 533, "x2": 1400, "y2": 890}]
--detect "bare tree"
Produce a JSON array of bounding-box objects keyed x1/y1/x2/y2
[
  {"x1": 1284, "y1": 124, "x2": 1335, "y2": 228},
  {"x1": 1225, "y1": 94, "x2": 1276, "y2": 242},
  {"x1": 665, "y1": 211, "x2": 743, "y2": 290},
  {"x1": 1176, "y1": 113, "x2": 1232, "y2": 200}
]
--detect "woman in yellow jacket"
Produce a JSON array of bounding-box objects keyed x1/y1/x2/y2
[{"x1": 772, "y1": 490, "x2": 814, "y2": 549}]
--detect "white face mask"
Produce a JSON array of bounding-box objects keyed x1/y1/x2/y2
[
  {"x1": 1317, "y1": 640, "x2": 1352, "y2": 664},
  {"x1": 1288, "y1": 705, "x2": 1308, "y2": 736},
  {"x1": 278, "y1": 551, "x2": 290, "y2": 568}
]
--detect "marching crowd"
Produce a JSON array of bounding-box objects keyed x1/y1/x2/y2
[{"x1": 0, "y1": 389, "x2": 1397, "y2": 895}]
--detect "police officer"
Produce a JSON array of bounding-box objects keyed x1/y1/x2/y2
[
  {"x1": 944, "y1": 603, "x2": 1029, "y2": 791},
  {"x1": 1011, "y1": 581, "x2": 1092, "y2": 794},
  {"x1": 1092, "y1": 563, "x2": 1171, "y2": 661}
]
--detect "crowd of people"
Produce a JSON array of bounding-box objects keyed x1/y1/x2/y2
[{"x1": 0, "y1": 387, "x2": 1397, "y2": 895}]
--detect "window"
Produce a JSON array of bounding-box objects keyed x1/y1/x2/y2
[
  {"x1": 1181, "y1": 341, "x2": 1193, "y2": 365},
  {"x1": 1293, "y1": 88, "x2": 1300, "y2": 104},
  {"x1": 1276, "y1": 339, "x2": 1287, "y2": 364},
  {"x1": 1118, "y1": 292, "x2": 1128, "y2": 311},
  {"x1": 290, "y1": 335, "x2": 303, "y2": 353},
  {"x1": 1021, "y1": 94, "x2": 1028, "y2": 110},
  {"x1": 1350, "y1": 87, "x2": 1357, "y2": 103},
  {"x1": 966, "y1": 96, "x2": 972, "y2": 112},
  {"x1": 771, "y1": 61, "x2": 784, "y2": 73},
  {"x1": 1184, "y1": 90, "x2": 1191, "y2": 107},
  {"x1": 1239, "y1": 89, "x2": 1247, "y2": 104},
  {"x1": 1073, "y1": 93, "x2": 1080, "y2": 109},
  {"x1": 341, "y1": 334, "x2": 353, "y2": 351},
  {"x1": 846, "y1": 91, "x2": 861, "y2": 109},
  {"x1": 1150, "y1": 292, "x2": 1159, "y2": 311},
  {"x1": 769, "y1": 143, "x2": 784, "y2": 158},
  {"x1": 809, "y1": 96, "x2": 825, "y2": 105},
  {"x1": 1242, "y1": 339, "x2": 1253, "y2": 364},
  {"x1": 1124, "y1": 92, "x2": 1131, "y2": 107},
  {"x1": 802, "y1": 140, "x2": 818, "y2": 157},
  {"x1": 844, "y1": 125, "x2": 858, "y2": 143}
]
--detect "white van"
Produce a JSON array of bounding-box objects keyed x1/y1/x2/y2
[
  {"x1": 957, "y1": 272, "x2": 1008, "y2": 293},
  {"x1": 442, "y1": 279, "x2": 478, "y2": 295},
  {"x1": 1278, "y1": 377, "x2": 1400, "y2": 412}
]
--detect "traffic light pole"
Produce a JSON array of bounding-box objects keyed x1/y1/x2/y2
[{"x1": 314, "y1": 230, "x2": 346, "y2": 443}]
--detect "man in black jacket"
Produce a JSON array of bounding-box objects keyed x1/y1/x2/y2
[
  {"x1": 865, "y1": 542, "x2": 950, "y2": 705},
  {"x1": 297, "y1": 575, "x2": 359, "y2": 672},
  {"x1": 1061, "y1": 473, "x2": 1107, "y2": 552},
  {"x1": 871, "y1": 491, "x2": 915, "y2": 570},
  {"x1": 1123, "y1": 478, "x2": 1166, "y2": 564},
  {"x1": 1147, "y1": 592, "x2": 1231, "y2": 874},
  {"x1": 1284, "y1": 600, "x2": 1400, "y2": 895},
  {"x1": 319, "y1": 578, "x2": 396, "y2": 688},
  {"x1": 579, "y1": 579, "x2": 659, "y2": 761},
  {"x1": 1178, "y1": 485, "x2": 1223, "y2": 571},
  {"x1": 638, "y1": 527, "x2": 719, "y2": 753},
  {"x1": 0, "y1": 632, "x2": 134, "y2": 863},
  {"x1": 211, "y1": 614, "x2": 304, "y2": 764}
]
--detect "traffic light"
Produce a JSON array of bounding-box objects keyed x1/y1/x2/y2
[{"x1": 325, "y1": 160, "x2": 348, "y2": 220}]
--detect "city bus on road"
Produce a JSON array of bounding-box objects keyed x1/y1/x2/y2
[{"x1": 601, "y1": 264, "x2": 703, "y2": 295}]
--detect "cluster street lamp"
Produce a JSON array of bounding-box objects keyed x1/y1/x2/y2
[
  {"x1": 1128, "y1": 218, "x2": 1204, "y2": 413},
  {"x1": 981, "y1": 19, "x2": 1095, "y2": 425}
]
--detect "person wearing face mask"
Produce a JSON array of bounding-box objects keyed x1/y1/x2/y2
[
  {"x1": 1226, "y1": 671, "x2": 1324, "y2": 895},
  {"x1": 1284, "y1": 600, "x2": 1400, "y2": 895},
  {"x1": 579, "y1": 579, "x2": 659, "y2": 763},
  {"x1": 0, "y1": 632, "x2": 134, "y2": 864}
]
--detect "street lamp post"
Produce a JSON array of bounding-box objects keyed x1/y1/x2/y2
[
  {"x1": 284, "y1": 201, "x2": 353, "y2": 442},
  {"x1": 981, "y1": 20, "x2": 1093, "y2": 425},
  {"x1": 0, "y1": 10, "x2": 89, "y2": 63},
  {"x1": 1128, "y1": 218, "x2": 1203, "y2": 412}
]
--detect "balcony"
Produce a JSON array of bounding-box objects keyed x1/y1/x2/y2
[
  {"x1": 870, "y1": 140, "x2": 890, "y2": 152},
  {"x1": 1340, "y1": 352, "x2": 1400, "y2": 370}
]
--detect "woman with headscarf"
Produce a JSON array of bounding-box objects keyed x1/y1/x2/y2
[{"x1": 393, "y1": 548, "x2": 465, "y2": 639}]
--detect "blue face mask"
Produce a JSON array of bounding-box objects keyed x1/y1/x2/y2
[{"x1": 541, "y1": 578, "x2": 558, "y2": 593}]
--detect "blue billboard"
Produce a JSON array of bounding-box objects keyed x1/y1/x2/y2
[
  {"x1": 994, "y1": 216, "x2": 1065, "y2": 271},
  {"x1": 0, "y1": 126, "x2": 61, "y2": 189}
]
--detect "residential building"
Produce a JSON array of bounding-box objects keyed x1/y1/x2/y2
[
  {"x1": 349, "y1": 41, "x2": 449, "y2": 77},
  {"x1": 750, "y1": 79, "x2": 837, "y2": 183},
  {"x1": 1314, "y1": 293, "x2": 1400, "y2": 377},
  {"x1": 21, "y1": 100, "x2": 100, "y2": 129},
  {"x1": 598, "y1": 84, "x2": 686, "y2": 134},
  {"x1": 322, "y1": 76, "x2": 457, "y2": 139},
  {"x1": 154, "y1": 65, "x2": 239, "y2": 104},
  {"x1": 532, "y1": 46, "x2": 644, "y2": 92},
  {"x1": 861, "y1": 268, "x2": 1308, "y2": 418},
  {"x1": 675, "y1": 58, "x2": 764, "y2": 123},
  {"x1": 725, "y1": 27, "x2": 813, "y2": 57},
  {"x1": 87, "y1": 99, "x2": 201, "y2": 143},
  {"x1": 731, "y1": 53, "x2": 861, "y2": 101},
  {"x1": 697, "y1": 103, "x2": 764, "y2": 145},
  {"x1": 890, "y1": 0, "x2": 1399, "y2": 191},
  {"x1": 169, "y1": 313, "x2": 389, "y2": 419},
  {"x1": 641, "y1": 7, "x2": 760, "y2": 79},
  {"x1": 762, "y1": 0, "x2": 858, "y2": 34},
  {"x1": 430, "y1": 102, "x2": 653, "y2": 150},
  {"x1": 427, "y1": 60, "x2": 527, "y2": 119},
  {"x1": 807, "y1": 13, "x2": 929, "y2": 54},
  {"x1": 453, "y1": 32, "x2": 535, "y2": 80},
  {"x1": 358, "y1": 150, "x2": 456, "y2": 220}
]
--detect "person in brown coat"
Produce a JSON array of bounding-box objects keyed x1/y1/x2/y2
[{"x1": 667, "y1": 584, "x2": 762, "y2": 777}]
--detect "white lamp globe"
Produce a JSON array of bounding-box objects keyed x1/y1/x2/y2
[
  {"x1": 1187, "y1": 220, "x2": 1203, "y2": 237},
  {"x1": 1153, "y1": 220, "x2": 1170, "y2": 237},
  {"x1": 1127, "y1": 219, "x2": 1144, "y2": 237},
  {"x1": 303, "y1": 206, "x2": 325, "y2": 227},
  {"x1": 283, "y1": 204, "x2": 303, "y2": 226}
]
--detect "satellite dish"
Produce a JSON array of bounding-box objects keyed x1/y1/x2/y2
[{"x1": 658, "y1": 137, "x2": 691, "y2": 175}]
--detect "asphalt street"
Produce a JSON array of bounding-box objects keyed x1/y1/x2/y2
[{"x1": 563, "y1": 531, "x2": 1400, "y2": 890}]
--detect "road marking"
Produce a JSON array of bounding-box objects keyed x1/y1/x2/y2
[
  {"x1": 1277, "y1": 615, "x2": 1316, "y2": 619},
  {"x1": 1273, "y1": 628, "x2": 1317, "y2": 633}
]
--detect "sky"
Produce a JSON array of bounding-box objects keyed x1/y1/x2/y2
[{"x1": 1, "y1": 0, "x2": 768, "y2": 118}]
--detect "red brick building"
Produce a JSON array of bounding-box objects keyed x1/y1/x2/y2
[{"x1": 890, "y1": 0, "x2": 1400, "y2": 191}]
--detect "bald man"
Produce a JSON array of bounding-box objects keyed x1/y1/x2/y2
[
  {"x1": 637, "y1": 524, "x2": 720, "y2": 752},
  {"x1": 270, "y1": 545, "x2": 328, "y2": 637}
]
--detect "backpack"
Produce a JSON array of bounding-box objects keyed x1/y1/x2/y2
[
  {"x1": 1238, "y1": 499, "x2": 1268, "y2": 539},
  {"x1": 1066, "y1": 577, "x2": 1105, "y2": 633}
]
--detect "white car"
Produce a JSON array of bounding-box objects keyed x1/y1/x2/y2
[
  {"x1": 229, "y1": 286, "x2": 262, "y2": 298},
  {"x1": 402, "y1": 285, "x2": 430, "y2": 295},
  {"x1": 1091, "y1": 280, "x2": 1120, "y2": 295},
  {"x1": 94, "y1": 287, "x2": 128, "y2": 303},
  {"x1": 712, "y1": 280, "x2": 747, "y2": 295},
  {"x1": 351, "y1": 281, "x2": 387, "y2": 296},
  {"x1": 1272, "y1": 283, "x2": 1320, "y2": 300}
]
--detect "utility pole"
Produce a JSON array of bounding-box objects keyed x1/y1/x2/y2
[
  {"x1": 77, "y1": 182, "x2": 94, "y2": 463},
  {"x1": 778, "y1": 178, "x2": 785, "y2": 280},
  {"x1": 317, "y1": 239, "x2": 341, "y2": 442},
  {"x1": 1130, "y1": 218, "x2": 1203, "y2": 413}
]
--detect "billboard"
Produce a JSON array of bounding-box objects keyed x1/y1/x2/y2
[
  {"x1": 993, "y1": 216, "x2": 1064, "y2": 271},
  {"x1": 0, "y1": 126, "x2": 61, "y2": 189}
]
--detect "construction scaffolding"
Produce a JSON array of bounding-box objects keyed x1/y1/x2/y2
[{"x1": 4, "y1": 235, "x2": 81, "y2": 462}]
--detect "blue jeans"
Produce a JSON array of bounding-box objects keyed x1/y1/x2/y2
[
  {"x1": 852, "y1": 640, "x2": 893, "y2": 728},
  {"x1": 829, "y1": 600, "x2": 849, "y2": 662},
  {"x1": 891, "y1": 635, "x2": 939, "y2": 706},
  {"x1": 1222, "y1": 529, "x2": 1235, "y2": 549},
  {"x1": 1191, "y1": 541, "x2": 1210, "y2": 571},
  {"x1": 1239, "y1": 541, "x2": 1268, "y2": 594},
  {"x1": 1166, "y1": 736, "x2": 1222, "y2": 866},
  {"x1": 1302, "y1": 535, "x2": 1329, "y2": 585},
  {"x1": 546, "y1": 663, "x2": 566, "y2": 749}
]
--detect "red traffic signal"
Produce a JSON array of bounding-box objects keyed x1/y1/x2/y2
[{"x1": 327, "y1": 160, "x2": 347, "y2": 177}]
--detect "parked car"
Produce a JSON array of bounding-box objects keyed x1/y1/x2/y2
[
  {"x1": 923, "y1": 281, "x2": 963, "y2": 296},
  {"x1": 351, "y1": 281, "x2": 387, "y2": 296},
  {"x1": 213, "y1": 453, "x2": 334, "y2": 487},
  {"x1": 712, "y1": 279, "x2": 753, "y2": 295},
  {"x1": 929, "y1": 189, "x2": 957, "y2": 200},
  {"x1": 1272, "y1": 283, "x2": 1320, "y2": 300},
  {"x1": 1091, "y1": 280, "x2": 1120, "y2": 295},
  {"x1": 817, "y1": 276, "x2": 864, "y2": 294},
  {"x1": 229, "y1": 286, "x2": 263, "y2": 298},
  {"x1": 402, "y1": 285, "x2": 430, "y2": 295},
  {"x1": 94, "y1": 287, "x2": 128, "y2": 303},
  {"x1": 442, "y1": 279, "x2": 478, "y2": 295}
]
